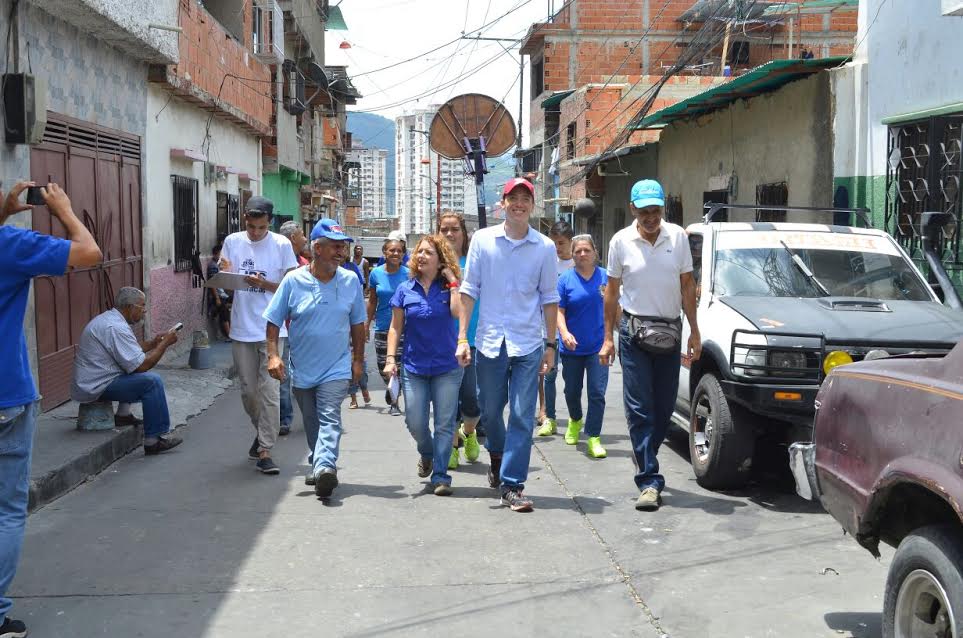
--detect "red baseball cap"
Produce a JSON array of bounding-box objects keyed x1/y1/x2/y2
[{"x1": 502, "y1": 178, "x2": 535, "y2": 198}]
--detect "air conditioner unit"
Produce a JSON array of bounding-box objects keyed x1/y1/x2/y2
[{"x1": 3, "y1": 73, "x2": 47, "y2": 145}]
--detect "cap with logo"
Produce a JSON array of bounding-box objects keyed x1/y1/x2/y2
[
  {"x1": 630, "y1": 179, "x2": 665, "y2": 209},
  {"x1": 245, "y1": 195, "x2": 274, "y2": 216},
  {"x1": 502, "y1": 177, "x2": 535, "y2": 198},
  {"x1": 310, "y1": 218, "x2": 353, "y2": 242}
]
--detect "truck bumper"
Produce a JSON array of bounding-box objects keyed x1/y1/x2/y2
[
  {"x1": 719, "y1": 379, "x2": 818, "y2": 424},
  {"x1": 788, "y1": 442, "x2": 820, "y2": 501}
]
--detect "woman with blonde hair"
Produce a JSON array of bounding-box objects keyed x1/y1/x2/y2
[
  {"x1": 383, "y1": 235, "x2": 466, "y2": 494},
  {"x1": 437, "y1": 212, "x2": 483, "y2": 469}
]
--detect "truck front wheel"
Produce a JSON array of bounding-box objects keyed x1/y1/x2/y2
[
  {"x1": 689, "y1": 373, "x2": 755, "y2": 489},
  {"x1": 883, "y1": 524, "x2": 963, "y2": 638}
]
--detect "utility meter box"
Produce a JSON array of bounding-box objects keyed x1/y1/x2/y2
[{"x1": 3, "y1": 73, "x2": 47, "y2": 145}]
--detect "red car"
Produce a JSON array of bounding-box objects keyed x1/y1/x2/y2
[{"x1": 791, "y1": 340, "x2": 963, "y2": 638}]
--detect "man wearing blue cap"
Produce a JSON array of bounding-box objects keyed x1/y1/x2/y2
[
  {"x1": 600, "y1": 179, "x2": 701, "y2": 511},
  {"x1": 264, "y1": 219, "x2": 367, "y2": 497},
  {"x1": 219, "y1": 196, "x2": 299, "y2": 475}
]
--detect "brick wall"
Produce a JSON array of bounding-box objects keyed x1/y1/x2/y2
[{"x1": 164, "y1": 0, "x2": 273, "y2": 131}]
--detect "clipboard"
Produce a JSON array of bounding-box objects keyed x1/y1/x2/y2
[{"x1": 205, "y1": 271, "x2": 254, "y2": 291}]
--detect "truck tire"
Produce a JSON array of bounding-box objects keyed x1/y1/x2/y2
[
  {"x1": 883, "y1": 524, "x2": 963, "y2": 638},
  {"x1": 688, "y1": 373, "x2": 755, "y2": 489}
]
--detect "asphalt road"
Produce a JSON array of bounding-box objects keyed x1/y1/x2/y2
[{"x1": 11, "y1": 358, "x2": 891, "y2": 637}]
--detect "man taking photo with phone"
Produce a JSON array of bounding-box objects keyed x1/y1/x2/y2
[{"x1": 0, "y1": 181, "x2": 102, "y2": 638}]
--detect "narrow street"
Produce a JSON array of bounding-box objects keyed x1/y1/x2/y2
[{"x1": 13, "y1": 359, "x2": 889, "y2": 638}]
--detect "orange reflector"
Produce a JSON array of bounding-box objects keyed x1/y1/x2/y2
[{"x1": 774, "y1": 391, "x2": 803, "y2": 401}]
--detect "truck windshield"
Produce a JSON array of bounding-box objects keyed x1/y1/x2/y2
[{"x1": 713, "y1": 247, "x2": 932, "y2": 300}]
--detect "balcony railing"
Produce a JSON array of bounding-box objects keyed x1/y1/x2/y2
[{"x1": 253, "y1": 0, "x2": 283, "y2": 63}]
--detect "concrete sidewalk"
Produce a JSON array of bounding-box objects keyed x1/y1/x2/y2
[
  {"x1": 13, "y1": 350, "x2": 890, "y2": 637},
  {"x1": 27, "y1": 340, "x2": 236, "y2": 512}
]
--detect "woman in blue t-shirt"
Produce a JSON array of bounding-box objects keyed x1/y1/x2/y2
[
  {"x1": 366, "y1": 238, "x2": 409, "y2": 415},
  {"x1": 438, "y1": 212, "x2": 483, "y2": 470},
  {"x1": 556, "y1": 234, "x2": 610, "y2": 458},
  {"x1": 383, "y1": 235, "x2": 465, "y2": 495}
]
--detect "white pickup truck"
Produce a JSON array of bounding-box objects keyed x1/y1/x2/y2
[{"x1": 673, "y1": 205, "x2": 963, "y2": 490}]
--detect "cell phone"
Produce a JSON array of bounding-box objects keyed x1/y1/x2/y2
[
  {"x1": 171, "y1": 322, "x2": 184, "y2": 332},
  {"x1": 26, "y1": 186, "x2": 45, "y2": 206}
]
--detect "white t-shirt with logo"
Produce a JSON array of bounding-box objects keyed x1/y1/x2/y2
[
  {"x1": 222, "y1": 230, "x2": 299, "y2": 342},
  {"x1": 607, "y1": 221, "x2": 693, "y2": 319}
]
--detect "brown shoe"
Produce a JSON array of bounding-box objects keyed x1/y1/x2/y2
[
  {"x1": 433, "y1": 483, "x2": 453, "y2": 496},
  {"x1": 635, "y1": 487, "x2": 662, "y2": 511},
  {"x1": 115, "y1": 413, "x2": 143, "y2": 427},
  {"x1": 144, "y1": 435, "x2": 182, "y2": 456},
  {"x1": 416, "y1": 457, "x2": 432, "y2": 478}
]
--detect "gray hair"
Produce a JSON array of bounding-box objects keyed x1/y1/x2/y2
[
  {"x1": 278, "y1": 221, "x2": 301, "y2": 239},
  {"x1": 311, "y1": 237, "x2": 332, "y2": 251},
  {"x1": 571, "y1": 234, "x2": 597, "y2": 251},
  {"x1": 115, "y1": 287, "x2": 145, "y2": 309}
]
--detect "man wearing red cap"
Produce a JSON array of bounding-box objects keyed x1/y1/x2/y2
[{"x1": 457, "y1": 178, "x2": 559, "y2": 512}]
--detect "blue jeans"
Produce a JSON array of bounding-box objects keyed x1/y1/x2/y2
[
  {"x1": 560, "y1": 352, "x2": 609, "y2": 437},
  {"x1": 279, "y1": 340, "x2": 293, "y2": 427},
  {"x1": 99, "y1": 372, "x2": 171, "y2": 438},
  {"x1": 543, "y1": 347, "x2": 560, "y2": 420},
  {"x1": 0, "y1": 402, "x2": 37, "y2": 626},
  {"x1": 619, "y1": 318, "x2": 680, "y2": 492},
  {"x1": 348, "y1": 359, "x2": 369, "y2": 395},
  {"x1": 476, "y1": 343, "x2": 543, "y2": 491},
  {"x1": 293, "y1": 380, "x2": 349, "y2": 475},
  {"x1": 401, "y1": 366, "x2": 464, "y2": 485},
  {"x1": 457, "y1": 350, "x2": 481, "y2": 422}
]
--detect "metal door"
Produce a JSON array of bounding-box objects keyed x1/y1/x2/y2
[{"x1": 31, "y1": 113, "x2": 143, "y2": 411}]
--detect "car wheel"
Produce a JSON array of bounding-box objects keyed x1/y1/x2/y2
[
  {"x1": 688, "y1": 373, "x2": 755, "y2": 489},
  {"x1": 883, "y1": 524, "x2": 963, "y2": 638}
]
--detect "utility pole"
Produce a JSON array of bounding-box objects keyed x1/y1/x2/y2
[{"x1": 436, "y1": 152, "x2": 442, "y2": 228}]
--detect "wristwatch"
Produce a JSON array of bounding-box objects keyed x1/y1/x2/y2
[{"x1": 545, "y1": 340, "x2": 558, "y2": 350}]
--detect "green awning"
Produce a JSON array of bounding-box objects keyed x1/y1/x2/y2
[
  {"x1": 541, "y1": 90, "x2": 574, "y2": 110},
  {"x1": 762, "y1": 0, "x2": 857, "y2": 16},
  {"x1": 326, "y1": 5, "x2": 348, "y2": 30},
  {"x1": 881, "y1": 101, "x2": 963, "y2": 125},
  {"x1": 633, "y1": 56, "x2": 849, "y2": 130}
]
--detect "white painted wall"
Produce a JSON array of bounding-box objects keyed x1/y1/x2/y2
[{"x1": 144, "y1": 85, "x2": 261, "y2": 269}]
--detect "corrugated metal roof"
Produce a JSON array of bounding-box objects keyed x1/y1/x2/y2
[
  {"x1": 541, "y1": 90, "x2": 575, "y2": 109},
  {"x1": 632, "y1": 56, "x2": 849, "y2": 129},
  {"x1": 325, "y1": 5, "x2": 348, "y2": 30},
  {"x1": 762, "y1": 0, "x2": 858, "y2": 16}
]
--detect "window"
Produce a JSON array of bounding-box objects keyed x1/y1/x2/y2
[
  {"x1": 665, "y1": 195, "x2": 683, "y2": 225},
  {"x1": 172, "y1": 176, "x2": 199, "y2": 272},
  {"x1": 565, "y1": 122, "x2": 577, "y2": 160},
  {"x1": 886, "y1": 116, "x2": 963, "y2": 271},
  {"x1": 727, "y1": 41, "x2": 750, "y2": 65},
  {"x1": 703, "y1": 190, "x2": 729, "y2": 222},
  {"x1": 532, "y1": 57, "x2": 544, "y2": 97},
  {"x1": 756, "y1": 182, "x2": 788, "y2": 222},
  {"x1": 216, "y1": 191, "x2": 240, "y2": 242},
  {"x1": 282, "y1": 60, "x2": 306, "y2": 115}
]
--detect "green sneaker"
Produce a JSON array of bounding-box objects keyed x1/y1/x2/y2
[
  {"x1": 586, "y1": 436, "x2": 607, "y2": 458},
  {"x1": 536, "y1": 418, "x2": 557, "y2": 437},
  {"x1": 564, "y1": 419, "x2": 583, "y2": 445},
  {"x1": 461, "y1": 426, "x2": 480, "y2": 463},
  {"x1": 448, "y1": 446, "x2": 459, "y2": 470}
]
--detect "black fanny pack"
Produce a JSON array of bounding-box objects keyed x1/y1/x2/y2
[{"x1": 625, "y1": 312, "x2": 682, "y2": 355}]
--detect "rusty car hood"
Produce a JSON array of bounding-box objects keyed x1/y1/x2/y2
[{"x1": 720, "y1": 297, "x2": 963, "y2": 346}]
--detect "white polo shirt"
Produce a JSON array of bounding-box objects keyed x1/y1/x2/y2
[{"x1": 606, "y1": 221, "x2": 692, "y2": 319}]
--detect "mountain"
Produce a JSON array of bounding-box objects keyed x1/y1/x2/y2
[{"x1": 347, "y1": 112, "x2": 395, "y2": 215}]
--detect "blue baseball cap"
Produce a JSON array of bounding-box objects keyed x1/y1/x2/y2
[
  {"x1": 630, "y1": 179, "x2": 665, "y2": 208},
  {"x1": 310, "y1": 218, "x2": 353, "y2": 242}
]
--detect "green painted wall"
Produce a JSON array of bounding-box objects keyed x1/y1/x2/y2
[
  {"x1": 834, "y1": 174, "x2": 963, "y2": 298},
  {"x1": 263, "y1": 167, "x2": 310, "y2": 223}
]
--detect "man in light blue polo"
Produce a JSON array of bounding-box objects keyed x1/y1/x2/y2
[
  {"x1": 457, "y1": 178, "x2": 559, "y2": 513},
  {"x1": 264, "y1": 219, "x2": 366, "y2": 498}
]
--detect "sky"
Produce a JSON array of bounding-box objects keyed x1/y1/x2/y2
[{"x1": 325, "y1": 0, "x2": 557, "y2": 150}]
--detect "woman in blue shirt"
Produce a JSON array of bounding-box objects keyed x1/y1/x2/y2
[
  {"x1": 383, "y1": 235, "x2": 465, "y2": 495},
  {"x1": 366, "y1": 239, "x2": 409, "y2": 415},
  {"x1": 556, "y1": 234, "x2": 609, "y2": 458},
  {"x1": 438, "y1": 212, "x2": 482, "y2": 470}
]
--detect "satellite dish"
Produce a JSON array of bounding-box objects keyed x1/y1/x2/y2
[
  {"x1": 303, "y1": 62, "x2": 329, "y2": 90},
  {"x1": 429, "y1": 93, "x2": 516, "y2": 160}
]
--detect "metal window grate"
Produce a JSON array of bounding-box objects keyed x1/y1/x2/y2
[
  {"x1": 172, "y1": 176, "x2": 199, "y2": 272},
  {"x1": 885, "y1": 116, "x2": 963, "y2": 279},
  {"x1": 756, "y1": 182, "x2": 788, "y2": 222}
]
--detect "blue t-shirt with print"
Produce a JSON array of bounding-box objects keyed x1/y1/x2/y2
[
  {"x1": 369, "y1": 265, "x2": 409, "y2": 331},
  {"x1": 0, "y1": 226, "x2": 71, "y2": 408},
  {"x1": 557, "y1": 266, "x2": 607, "y2": 356},
  {"x1": 263, "y1": 266, "x2": 366, "y2": 388}
]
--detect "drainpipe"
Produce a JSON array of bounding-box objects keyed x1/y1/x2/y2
[{"x1": 921, "y1": 212, "x2": 962, "y2": 310}]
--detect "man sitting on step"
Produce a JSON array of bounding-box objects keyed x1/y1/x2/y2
[{"x1": 71, "y1": 287, "x2": 182, "y2": 455}]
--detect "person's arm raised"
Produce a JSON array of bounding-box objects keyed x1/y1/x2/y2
[{"x1": 42, "y1": 184, "x2": 102, "y2": 268}]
